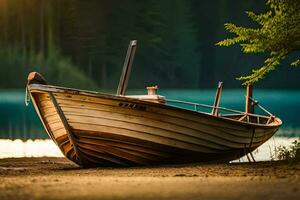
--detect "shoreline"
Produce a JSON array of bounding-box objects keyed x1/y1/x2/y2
[
  {"x1": 0, "y1": 157, "x2": 299, "y2": 200},
  {"x1": 1, "y1": 137, "x2": 298, "y2": 161}
]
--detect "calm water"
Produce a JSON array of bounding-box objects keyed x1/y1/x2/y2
[{"x1": 0, "y1": 89, "x2": 300, "y2": 139}]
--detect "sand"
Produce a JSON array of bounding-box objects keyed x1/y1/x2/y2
[{"x1": 0, "y1": 157, "x2": 299, "y2": 200}]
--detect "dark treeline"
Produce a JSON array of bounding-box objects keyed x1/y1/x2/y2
[{"x1": 0, "y1": 0, "x2": 299, "y2": 90}]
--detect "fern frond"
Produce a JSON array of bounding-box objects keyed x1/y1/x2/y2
[{"x1": 291, "y1": 59, "x2": 300, "y2": 67}]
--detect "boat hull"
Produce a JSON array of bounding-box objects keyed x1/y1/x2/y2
[{"x1": 28, "y1": 84, "x2": 281, "y2": 167}]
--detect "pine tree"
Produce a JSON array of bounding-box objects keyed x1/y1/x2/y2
[
  {"x1": 217, "y1": 0, "x2": 300, "y2": 84},
  {"x1": 151, "y1": 0, "x2": 200, "y2": 88}
]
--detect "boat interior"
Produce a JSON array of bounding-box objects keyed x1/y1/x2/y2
[{"x1": 123, "y1": 83, "x2": 276, "y2": 126}]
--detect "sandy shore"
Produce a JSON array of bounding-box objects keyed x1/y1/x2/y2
[{"x1": 0, "y1": 158, "x2": 299, "y2": 200}]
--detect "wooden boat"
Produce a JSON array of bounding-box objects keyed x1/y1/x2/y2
[{"x1": 26, "y1": 41, "x2": 282, "y2": 167}]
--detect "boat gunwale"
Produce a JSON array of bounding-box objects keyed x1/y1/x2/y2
[{"x1": 27, "y1": 83, "x2": 282, "y2": 129}]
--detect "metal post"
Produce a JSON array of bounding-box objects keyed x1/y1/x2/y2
[{"x1": 116, "y1": 40, "x2": 137, "y2": 96}]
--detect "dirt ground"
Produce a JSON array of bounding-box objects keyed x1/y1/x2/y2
[{"x1": 0, "y1": 157, "x2": 299, "y2": 200}]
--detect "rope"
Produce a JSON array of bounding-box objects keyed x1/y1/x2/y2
[
  {"x1": 250, "y1": 152, "x2": 256, "y2": 162},
  {"x1": 248, "y1": 129, "x2": 256, "y2": 162},
  {"x1": 25, "y1": 86, "x2": 30, "y2": 106},
  {"x1": 247, "y1": 96, "x2": 273, "y2": 116},
  {"x1": 243, "y1": 144, "x2": 252, "y2": 162}
]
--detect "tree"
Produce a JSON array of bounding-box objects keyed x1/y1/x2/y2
[
  {"x1": 217, "y1": 0, "x2": 300, "y2": 84},
  {"x1": 142, "y1": 0, "x2": 200, "y2": 88}
]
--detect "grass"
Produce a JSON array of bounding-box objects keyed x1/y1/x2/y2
[{"x1": 271, "y1": 139, "x2": 300, "y2": 164}]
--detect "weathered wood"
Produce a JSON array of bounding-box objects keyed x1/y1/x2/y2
[
  {"x1": 27, "y1": 80, "x2": 282, "y2": 167},
  {"x1": 37, "y1": 94, "x2": 66, "y2": 138},
  {"x1": 245, "y1": 84, "x2": 254, "y2": 114},
  {"x1": 146, "y1": 86, "x2": 158, "y2": 95},
  {"x1": 29, "y1": 93, "x2": 58, "y2": 145},
  {"x1": 76, "y1": 137, "x2": 164, "y2": 159},
  {"x1": 212, "y1": 82, "x2": 223, "y2": 116},
  {"x1": 49, "y1": 92, "x2": 84, "y2": 166},
  {"x1": 117, "y1": 40, "x2": 137, "y2": 96},
  {"x1": 60, "y1": 107, "x2": 262, "y2": 141},
  {"x1": 238, "y1": 115, "x2": 247, "y2": 122},
  {"x1": 29, "y1": 84, "x2": 272, "y2": 124},
  {"x1": 126, "y1": 95, "x2": 166, "y2": 104},
  {"x1": 34, "y1": 85, "x2": 277, "y2": 139},
  {"x1": 27, "y1": 72, "x2": 47, "y2": 85}
]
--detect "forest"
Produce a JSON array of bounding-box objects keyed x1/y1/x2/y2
[{"x1": 0, "y1": 0, "x2": 299, "y2": 90}]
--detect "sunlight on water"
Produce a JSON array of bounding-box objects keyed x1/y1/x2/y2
[
  {"x1": 0, "y1": 137, "x2": 298, "y2": 161},
  {"x1": 0, "y1": 139, "x2": 63, "y2": 158}
]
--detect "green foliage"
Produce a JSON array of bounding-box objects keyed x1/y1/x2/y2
[
  {"x1": 0, "y1": 0, "x2": 200, "y2": 88},
  {"x1": 1, "y1": 0, "x2": 299, "y2": 89},
  {"x1": 217, "y1": 0, "x2": 300, "y2": 85},
  {"x1": 0, "y1": 46, "x2": 97, "y2": 89},
  {"x1": 146, "y1": 0, "x2": 200, "y2": 88},
  {"x1": 272, "y1": 139, "x2": 300, "y2": 164},
  {"x1": 0, "y1": 0, "x2": 97, "y2": 90}
]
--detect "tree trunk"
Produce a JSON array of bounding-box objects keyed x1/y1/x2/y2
[
  {"x1": 101, "y1": 63, "x2": 107, "y2": 88},
  {"x1": 39, "y1": 0, "x2": 45, "y2": 54},
  {"x1": 19, "y1": 1, "x2": 26, "y2": 51}
]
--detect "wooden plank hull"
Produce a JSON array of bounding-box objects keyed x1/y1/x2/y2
[{"x1": 28, "y1": 84, "x2": 282, "y2": 167}]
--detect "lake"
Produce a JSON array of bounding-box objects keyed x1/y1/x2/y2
[{"x1": 0, "y1": 89, "x2": 300, "y2": 139}]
